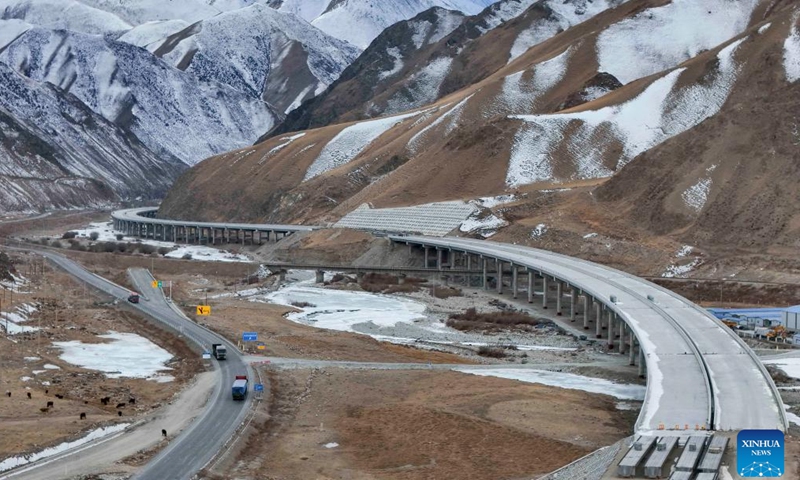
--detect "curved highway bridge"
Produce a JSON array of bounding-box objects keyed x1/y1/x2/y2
[{"x1": 108, "y1": 208, "x2": 786, "y2": 452}]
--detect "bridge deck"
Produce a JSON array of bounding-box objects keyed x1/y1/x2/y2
[{"x1": 390, "y1": 236, "x2": 785, "y2": 434}]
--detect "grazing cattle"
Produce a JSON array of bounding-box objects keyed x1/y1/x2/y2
[
  {"x1": 79, "y1": 412, "x2": 86, "y2": 420},
  {"x1": 5, "y1": 391, "x2": 10, "y2": 397},
  {"x1": 84, "y1": 400, "x2": 88, "y2": 404},
  {"x1": 45, "y1": 389, "x2": 48, "y2": 394},
  {"x1": 128, "y1": 397, "x2": 136, "y2": 405},
  {"x1": 26, "y1": 392, "x2": 31, "y2": 399},
  {"x1": 55, "y1": 394, "x2": 64, "y2": 399},
  {"x1": 39, "y1": 407, "x2": 49, "y2": 413},
  {"x1": 118, "y1": 411, "x2": 123, "y2": 416},
  {"x1": 115, "y1": 402, "x2": 126, "y2": 409},
  {"x1": 46, "y1": 401, "x2": 54, "y2": 408},
  {"x1": 161, "y1": 429, "x2": 167, "y2": 437},
  {"x1": 100, "y1": 396, "x2": 110, "y2": 405}
]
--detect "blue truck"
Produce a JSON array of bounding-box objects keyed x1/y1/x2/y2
[{"x1": 232, "y1": 375, "x2": 248, "y2": 400}]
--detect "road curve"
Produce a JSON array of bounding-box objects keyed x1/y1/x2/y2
[
  {"x1": 6, "y1": 246, "x2": 253, "y2": 480},
  {"x1": 389, "y1": 235, "x2": 787, "y2": 434},
  {"x1": 127, "y1": 268, "x2": 252, "y2": 480},
  {"x1": 112, "y1": 207, "x2": 315, "y2": 234}
]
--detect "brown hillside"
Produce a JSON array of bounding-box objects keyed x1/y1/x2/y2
[{"x1": 159, "y1": 0, "x2": 800, "y2": 279}]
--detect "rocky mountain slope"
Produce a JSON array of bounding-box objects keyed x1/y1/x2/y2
[
  {"x1": 269, "y1": 0, "x2": 498, "y2": 49},
  {"x1": 160, "y1": 0, "x2": 800, "y2": 276},
  {"x1": 0, "y1": 0, "x2": 364, "y2": 211},
  {"x1": 270, "y1": 0, "x2": 628, "y2": 137},
  {"x1": 0, "y1": 62, "x2": 184, "y2": 212}
]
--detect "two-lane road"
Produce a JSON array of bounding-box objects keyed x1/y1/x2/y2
[
  {"x1": 126, "y1": 268, "x2": 253, "y2": 480},
  {"x1": 10, "y1": 248, "x2": 253, "y2": 480}
]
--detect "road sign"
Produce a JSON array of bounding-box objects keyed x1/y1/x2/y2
[
  {"x1": 151, "y1": 280, "x2": 163, "y2": 288},
  {"x1": 254, "y1": 383, "x2": 264, "y2": 392},
  {"x1": 242, "y1": 332, "x2": 257, "y2": 341},
  {"x1": 196, "y1": 305, "x2": 211, "y2": 316},
  {"x1": 257, "y1": 344, "x2": 265, "y2": 350}
]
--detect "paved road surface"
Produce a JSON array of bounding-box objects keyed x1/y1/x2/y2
[
  {"x1": 126, "y1": 268, "x2": 252, "y2": 480},
  {"x1": 3, "y1": 247, "x2": 253, "y2": 480},
  {"x1": 391, "y1": 236, "x2": 787, "y2": 434},
  {"x1": 112, "y1": 207, "x2": 315, "y2": 233}
]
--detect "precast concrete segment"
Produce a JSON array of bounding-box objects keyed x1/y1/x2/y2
[{"x1": 389, "y1": 235, "x2": 787, "y2": 434}]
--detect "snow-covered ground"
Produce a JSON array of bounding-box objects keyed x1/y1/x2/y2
[
  {"x1": 0, "y1": 302, "x2": 39, "y2": 335},
  {"x1": 454, "y1": 367, "x2": 646, "y2": 400},
  {"x1": 250, "y1": 272, "x2": 580, "y2": 351},
  {"x1": 507, "y1": 37, "x2": 746, "y2": 187},
  {"x1": 71, "y1": 222, "x2": 250, "y2": 263},
  {"x1": 0, "y1": 271, "x2": 30, "y2": 293},
  {"x1": 784, "y1": 13, "x2": 800, "y2": 82},
  {"x1": 596, "y1": 0, "x2": 758, "y2": 84},
  {"x1": 762, "y1": 357, "x2": 800, "y2": 379},
  {"x1": 304, "y1": 109, "x2": 425, "y2": 181},
  {"x1": 0, "y1": 423, "x2": 130, "y2": 473},
  {"x1": 53, "y1": 332, "x2": 174, "y2": 381}
]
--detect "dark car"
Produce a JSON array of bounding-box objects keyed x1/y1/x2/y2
[{"x1": 127, "y1": 293, "x2": 140, "y2": 303}]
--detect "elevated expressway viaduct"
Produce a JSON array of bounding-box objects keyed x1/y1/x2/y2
[
  {"x1": 111, "y1": 209, "x2": 787, "y2": 436},
  {"x1": 112, "y1": 207, "x2": 315, "y2": 244}
]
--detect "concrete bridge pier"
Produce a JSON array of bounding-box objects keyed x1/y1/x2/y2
[
  {"x1": 424, "y1": 247, "x2": 430, "y2": 268},
  {"x1": 527, "y1": 270, "x2": 534, "y2": 303},
  {"x1": 482, "y1": 257, "x2": 488, "y2": 290},
  {"x1": 496, "y1": 259, "x2": 503, "y2": 294},
  {"x1": 629, "y1": 333, "x2": 636, "y2": 366},
  {"x1": 638, "y1": 349, "x2": 646, "y2": 378},
  {"x1": 583, "y1": 296, "x2": 590, "y2": 329},
  {"x1": 315, "y1": 270, "x2": 325, "y2": 283},
  {"x1": 619, "y1": 324, "x2": 627, "y2": 355},
  {"x1": 279, "y1": 270, "x2": 286, "y2": 282},
  {"x1": 570, "y1": 288, "x2": 577, "y2": 322},
  {"x1": 541, "y1": 275, "x2": 548, "y2": 308},
  {"x1": 555, "y1": 281, "x2": 563, "y2": 315},
  {"x1": 595, "y1": 303, "x2": 602, "y2": 338},
  {"x1": 511, "y1": 264, "x2": 518, "y2": 299},
  {"x1": 436, "y1": 249, "x2": 443, "y2": 270},
  {"x1": 607, "y1": 311, "x2": 615, "y2": 350}
]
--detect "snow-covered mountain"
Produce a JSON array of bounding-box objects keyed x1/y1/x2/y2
[
  {"x1": 271, "y1": 0, "x2": 498, "y2": 48},
  {"x1": 0, "y1": 24, "x2": 277, "y2": 165},
  {"x1": 0, "y1": 61, "x2": 185, "y2": 212},
  {"x1": 271, "y1": 0, "x2": 624, "y2": 136},
  {"x1": 146, "y1": 4, "x2": 361, "y2": 114},
  {"x1": 160, "y1": 0, "x2": 800, "y2": 259}
]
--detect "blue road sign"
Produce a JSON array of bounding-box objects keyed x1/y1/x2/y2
[
  {"x1": 242, "y1": 332, "x2": 258, "y2": 341},
  {"x1": 254, "y1": 383, "x2": 264, "y2": 392}
]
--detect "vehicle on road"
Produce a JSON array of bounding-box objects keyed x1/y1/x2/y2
[
  {"x1": 232, "y1": 375, "x2": 248, "y2": 400},
  {"x1": 127, "y1": 292, "x2": 140, "y2": 303},
  {"x1": 212, "y1": 343, "x2": 227, "y2": 360}
]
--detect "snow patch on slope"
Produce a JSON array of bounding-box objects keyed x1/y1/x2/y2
[
  {"x1": 308, "y1": 0, "x2": 496, "y2": 49},
  {"x1": 118, "y1": 20, "x2": 190, "y2": 49},
  {"x1": 508, "y1": 0, "x2": 621, "y2": 63},
  {"x1": 492, "y1": 47, "x2": 571, "y2": 116},
  {"x1": 0, "y1": 18, "x2": 31, "y2": 49},
  {"x1": 506, "y1": 38, "x2": 745, "y2": 187},
  {"x1": 305, "y1": 110, "x2": 424, "y2": 181},
  {"x1": 784, "y1": 15, "x2": 800, "y2": 82},
  {"x1": 479, "y1": 0, "x2": 538, "y2": 34},
  {"x1": 379, "y1": 47, "x2": 405, "y2": 80},
  {"x1": 0, "y1": 0, "x2": 132, "y2": 35},
  {"x1": 386, "y1": 57, "x2": 453, "y2": 114},
  {"x1": 596, "y1": 0, "x2": 759, "y2": 84},
  {"x1": 408, "y1": 93, "x2": 474, "y2": 154}
]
